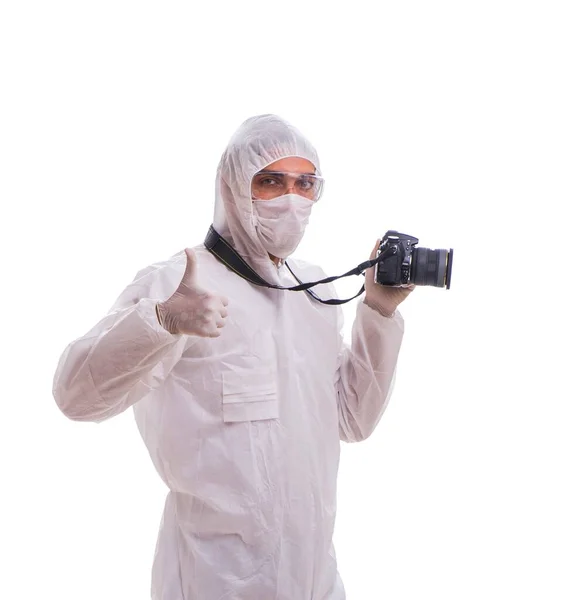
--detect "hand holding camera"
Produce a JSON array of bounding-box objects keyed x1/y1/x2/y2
[
  {"x1": 364, "y1": 239, "x2": 415, "y2": 317},
  {"x1": 365, "y1": 231, "x2": 454, "y2": 317}
]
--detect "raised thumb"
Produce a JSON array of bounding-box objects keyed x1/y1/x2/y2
[{"x1": 182, "y1": 247, "x2": 198, "y2": 287}]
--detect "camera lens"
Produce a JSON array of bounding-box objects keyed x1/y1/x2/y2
[{"x1": 410, "y1": 247, "x2": 453, "y2": 288}]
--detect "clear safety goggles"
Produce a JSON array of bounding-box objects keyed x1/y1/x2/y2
[{"x1": 251, "y1": 170, "x2": 325, "y2": 202}]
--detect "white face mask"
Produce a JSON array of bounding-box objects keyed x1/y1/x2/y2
[{"x1": 251, "y1": 194, "x2": 314, "y2": 259}]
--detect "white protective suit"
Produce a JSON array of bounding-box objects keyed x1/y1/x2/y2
[{"x1": 53, "y1": 114, "x2": 405, "y2": 600}]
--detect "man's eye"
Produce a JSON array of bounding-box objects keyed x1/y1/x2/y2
[
  {"x1": 258, "y1": 177, "x2": 282, "y2": 187},
  {"x1": 298, "y1": 178, "x2": 314, "y2": 190}
]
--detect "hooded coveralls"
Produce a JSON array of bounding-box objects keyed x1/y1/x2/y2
[{"x1": 53, "y1": 114, "x2": 405, "y2": 599}]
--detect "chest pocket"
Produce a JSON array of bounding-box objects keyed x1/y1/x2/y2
[{"x1": 221, "y1": 370, "x2": 279, "y2": 423}]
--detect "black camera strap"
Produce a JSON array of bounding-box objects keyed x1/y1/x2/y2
[{"x1": 203, "y1": 225, "x2": 395, "y2": 306}]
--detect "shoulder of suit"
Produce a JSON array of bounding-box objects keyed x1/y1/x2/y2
[
  {"x1": 133, "y1": 245, "x2": 221, "y2": 275},
  {"x1": 131, "y1": 250, "x2": 186, "y2": 282}
]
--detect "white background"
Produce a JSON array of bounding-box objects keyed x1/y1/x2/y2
[{"x1": 1, "y1": 1, "x2": 577, "y2": 598}]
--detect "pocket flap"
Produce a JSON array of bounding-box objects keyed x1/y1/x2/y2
[
  {"x1": 221, "y1": 370, "x2": 278, "y2": 422},
  {"x1": 222, "y1": 371, "x2": 277, "y2": 404}
]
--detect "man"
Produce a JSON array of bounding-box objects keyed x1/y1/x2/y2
[{"x1": 53, "y1": 114, "x2": 414, "y2": 599}]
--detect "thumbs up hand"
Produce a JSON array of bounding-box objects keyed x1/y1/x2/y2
[{"x1": 156, "y1": 248, "x2": 229, "y2": 337}]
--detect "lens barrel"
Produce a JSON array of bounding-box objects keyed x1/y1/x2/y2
[{"x1": 410, "y1": 247, "x2": 453, "y2": 289}]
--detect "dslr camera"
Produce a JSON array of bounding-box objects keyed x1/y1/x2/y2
[{"x1": 375, "y1": 230, "x2": 453, "y2": 289}]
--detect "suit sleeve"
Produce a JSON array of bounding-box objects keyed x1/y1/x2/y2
[
  {"x1": 334, "y1": 299, "x2": 405, "y2": 442},
  {"x1": 52, "y1": 257, "x2": 189, "y2": 423}
]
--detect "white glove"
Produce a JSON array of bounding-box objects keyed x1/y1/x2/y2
[{"x1": 156, "y1": 248, "x2": 229, "y2": 337}]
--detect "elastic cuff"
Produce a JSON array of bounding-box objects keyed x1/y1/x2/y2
[
  {"x1": 137, "y1": 298, "x2": 181, "y2": 338},
  {"x1": 363, "y1": 298, "x2": 396, "y2": 318}
]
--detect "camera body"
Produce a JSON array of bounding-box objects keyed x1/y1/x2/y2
[
  {"x1": 375, "y1": 231, "x2": 418, "y2": 286},
  {"x1": 375, "y1": 230, "x2": 453, "y2": 289}
]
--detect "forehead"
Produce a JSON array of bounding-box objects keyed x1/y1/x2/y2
[{"x1": 260, "y1": 156, "x2": 316, "y2": 174}]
